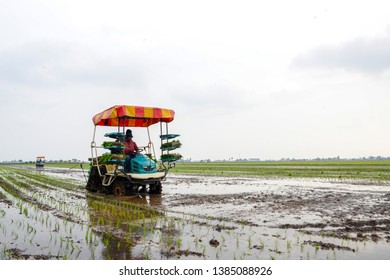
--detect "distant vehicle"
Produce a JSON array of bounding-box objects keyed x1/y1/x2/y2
[
  {"x1": 36, "y1": 156, "x2": 45, "y2": 167},
  {"x1": 86, "y1": 105, "x2": 182, "y2": 196}
]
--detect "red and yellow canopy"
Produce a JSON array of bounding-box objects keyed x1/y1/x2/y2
[{"x1": 92, "y1": 105, "x2": 175, "y2": 127}]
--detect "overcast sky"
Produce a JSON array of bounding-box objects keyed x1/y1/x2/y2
[{"x1": 1, "y1": 0, "x2": 389, "y2": 162}]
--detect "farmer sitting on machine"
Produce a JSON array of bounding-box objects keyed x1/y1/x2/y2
[{"x1": 124, "y1": 129, "x2": 140, "y2": 172}]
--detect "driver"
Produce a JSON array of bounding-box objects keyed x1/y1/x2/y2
[{"x1": 124, "y1": 129, "x2": 140, "y2": 172}]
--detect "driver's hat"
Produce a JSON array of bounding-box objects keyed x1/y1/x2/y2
[{"x1": 126, "y1": 129, "x2": 133, "y2": 138}]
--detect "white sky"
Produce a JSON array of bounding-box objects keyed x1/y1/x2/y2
[{"x1": 0, "y1": 0, "x2": 389, "y2": 162}]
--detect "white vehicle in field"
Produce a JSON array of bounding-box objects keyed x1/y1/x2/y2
[{"x1": 36, "y1": 156, "x2": 45, "y2": 167}]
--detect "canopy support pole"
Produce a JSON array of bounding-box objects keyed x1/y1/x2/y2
[{"x1": 91, "y1": 126, "x2": 104, "y2": 177}]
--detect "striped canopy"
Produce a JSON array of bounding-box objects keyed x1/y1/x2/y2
[{"x1": 92, "y1": 105, "x2": 175, "y2": 127}]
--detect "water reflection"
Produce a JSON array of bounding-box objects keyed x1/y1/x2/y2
[{"x1": 85, "y1": 193, "x2": 164, "y2": 259}]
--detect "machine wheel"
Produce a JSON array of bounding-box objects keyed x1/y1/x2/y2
[
  {"x1": 111, "y1": 180, "x2": 126, "y2": 196},
  {"x1": 86, "y1": 165, "x2": 105, "y2": 192},
  {"x1": 149, "y1": 181, "x2": 162, "y2": 194}
]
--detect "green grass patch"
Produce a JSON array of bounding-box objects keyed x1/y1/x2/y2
[{"x1": 170, "y1": 161, "x2": 390, "y2": 181}]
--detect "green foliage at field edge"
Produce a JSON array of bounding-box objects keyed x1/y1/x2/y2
[{"x1": 170, "y1": 161, "x2": 390, "y2": 181}]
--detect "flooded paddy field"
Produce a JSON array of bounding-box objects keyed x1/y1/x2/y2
[{"x1": 1, "y1": 165, "x2": 389, "y2": 260}]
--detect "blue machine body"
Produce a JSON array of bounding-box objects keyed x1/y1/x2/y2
[{"x1": 131, "y1": 154, "x2": 157, "y2": 174}]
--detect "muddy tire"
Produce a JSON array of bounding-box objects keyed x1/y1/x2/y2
[
  {"x1": 86, "y1": 165, "x2": 105, "y2": 192},
  {"x1": 149, "y1": 181, "x2": 162, "y2": 194},
  {"x1": 112, "y1": 181, "x2": 126, "y2": 196},
  {"x1": 109, "y1": 177, "x2": 137, "y2": 195}
]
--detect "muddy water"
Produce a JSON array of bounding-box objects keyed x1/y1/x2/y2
[
  {"x1": 162, "y1": 175, "x2": 390, "y2": 259},
  {"x1": 1, "y1": 166, "x2": 389, "y2": 260}
]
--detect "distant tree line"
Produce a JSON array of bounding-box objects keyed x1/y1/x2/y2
[{"x1": 197, "y1": 155, "x2": 390, "y2": 163}]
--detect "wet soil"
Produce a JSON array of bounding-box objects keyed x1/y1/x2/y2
[
  {"x1": 164, "y1": 175, "x2": 390, "y2": 239},
  {"x1": 1, "y1": 166, "x2": 389, "y2": 260}
]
